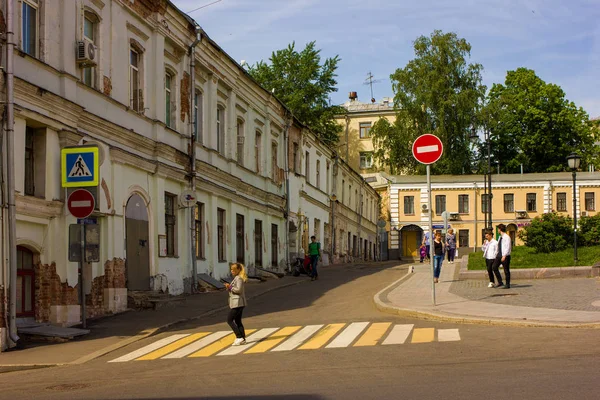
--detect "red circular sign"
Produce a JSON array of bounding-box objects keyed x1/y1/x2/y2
[
  {"x1": 412, "y1": 134, "x2": 444, "y2": 164},
  {"x1": 67, "y1": 189, "x2": 95, "y2": 219}
]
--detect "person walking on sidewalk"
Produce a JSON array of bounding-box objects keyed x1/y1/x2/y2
[
  {"x1": 482, "y1": 229, "x2": 499, "y2": 287},
  {"x1": 493, "y1": 224, "x2": 512, "y2": 289},
  {"x1": 225, "y1": 262, "x2": 248, "y2": 345},
  {"x1": 433, "y1": 231, "x2": 445, "y2": 283},
  {"x1": 308, "y1": 236, "x2": 322, "y2": 281},
  {"x1": 446, "y1": 228, "x2": 457, "y2": 264},
  {"x1": 422, "y1": 231, "x2": 431, "y2": 261}
]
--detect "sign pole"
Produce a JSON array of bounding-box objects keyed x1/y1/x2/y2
[
  {"x1": 427, "y1": 165, "x2": 435, "y2": 306},
  {"x1": 79, "y1": 221, "x2": 87, "y2": 329}
]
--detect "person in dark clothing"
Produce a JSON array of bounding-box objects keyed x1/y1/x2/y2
[
  {"x1": 492, "y1": 224, "x2": 512, "y2": 289},
  {"x1": 307, "y1": 236, "x2": 322, "y2": 281},
  {"x1": 432, "y1": 231, "x2": 445, "y2": 283}
]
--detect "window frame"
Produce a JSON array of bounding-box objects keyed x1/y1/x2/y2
[
  {"x1": 315, "y1": 159, "x2": 320, "y2": 189},
  {"x1": 271, "y1": 224, "x2": 278, "y2": 267},
  {"x1": 458, "y1": 194, "x2": 469, "y2": 214},
  {"x1": 255, "y1": 130, "x2": 262, "y2": 173},
  {"x1": 236, "y1": 119, "x2": 245, "y2": 165},
  {"x1": 585, "y1": 192, "x2": 595, "y2": 211},
  {"x1": 556, "y1": 192, "x2": 567, "y2": 212},
  {"x1": 359, "y1": 152, "x2": 373, "y2": 169},
  {"x1": 236, "y1": 214, "x2": 245, "y2": 264},
  {"x1": 24, "y1": 128, "x2": 35, "y2": 196},
  {"x1": 216, "y1": 105, "x2": 225, "y2": 154},
  {"x1": 458, "y1": 229, "x2": 469, "y2": 248},
  {"x1": 359, "y1": 122, "x2": 371, "y2": 138},
  {"x1": 305, "y1": 151, "x2": 310, "y2": 183},
  {"x1": 195, "y1": 202, "x2": 205, "y2": 259},
  {"x1": 435, "y1": 195, "x2": 446, "y2": 215},
  {"x1": 194, "y1": 90, "x2": 203, "y2": 143},
  {"x1": 21, "y1": 0, "x2": 39, "y2": 58},
  {"x1": 504, "y1": 194, "x2": 514, "y2": 213},
  {"x1": 165, "y1": 72, "x2": 173, "y2": 128},
  {"x1": 481, "y1": 193, "x2": 490, "y2": 213},
  {"x1": 165, "y1": 193, "x2": 177, "y2": 257},
  {"x1": 403, "y1": 196, "x2": 414, "y2": 215},
  {"x1": 217, "y1": 208, "x2": 226, "y2": 262},
  {"x1": 129, "y1": 47, "x2": 142, "y2": 112},
  {"x1": 526, "y1": 193, "x2": 537, "y2": 212},
  {"x1": 82, "y1": 12, "x2": 99, "y2": 88},
  {"x1": 254, "y1": 219, "x2": 263, "y2": 267}
]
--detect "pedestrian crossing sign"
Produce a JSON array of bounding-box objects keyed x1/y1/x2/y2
[{"x1": 61, "y1": 146, "x2": 99, "y2": 187}]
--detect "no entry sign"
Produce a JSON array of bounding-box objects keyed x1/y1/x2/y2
[
  {"x1": 67, "y1": 189, "x2": 95, "y2": 219},
  {"x1": 412, "y1": 134, "x2": 443, "y2": 164}
]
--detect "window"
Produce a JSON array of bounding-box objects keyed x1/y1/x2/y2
[
  {"x1": 82, "y1": 14, "x2": 97, "y2": 88},
  {"x1": 165, "y1": 72, "x2": 173, "y2": 128},
  {"x1": 458, "y1": 229, "x2": 469, "y2": 247},
  {"x1": 316, "y1": 160, "x2": 320, "y2": 189},
  {"x1": 359, "y1": 122, "x2": 371, "y2": 138},
  {"x1": 129, "y1": 48, "x2": 142, "y2": 112},
  {"x1": 435, "y1": 195, "x2": 446, "y2": 215},
  {"x1": 22, "y1": 0, "x2": 38, "y2": 57},
  {"x1": 194, "y1": 91, "x2": 203, "y2": 143},
  {"x1": 216, "y1": 105, "x2": 225, "y2": 154},
  {"x1": 481, "y1": 194, "x2": 490, "y2": 213},
  {"x1": 254, "y1": 220, "x2": 263, "y2": 267},
  {"x1": 255, "y1": 131, "x2": 262, "y2": 173},
  {"x1": 236, "y1": 119, "x2": 244, "y2": 165},
  {"x1": 526, "y1": 193, "x2": 537, "y2": 212},
  {"x1": 165, "y1": 193, "x2": 177, "y2": 257},
  {"x1": 217, "y1": 208, "x2": 225, "y2": 262},
  {"x1": 195, "y1": 203, "x2": 204, "y2": 259},
  {"x1": 24, "y1": 128, "x2": 35, "y2": 196},
  {"x1": 585, "y1": 192, "x2": 595, "y2": 211},
  {"x1": 271, "y1": 224, "x2": 278, "y2": 267},
  {"x1": 305, "y1": 151, "x2": 310, "y2": 183},
  {"x1": 349, "y1": 185, "x2": 352, "y2": 207},
  {"x1": 293, "y1": 142, "x2": 299, "y2": 173},
  {"x1": 556, "y1": 192, "x2": 567, "y2": 212},
  {"x1": 236, "y1": 214, "x2": 244, "y2": 264},
  {"x1": 272, "y1": 143, "x2": 278, "y2": 181},
  {"x1": 404, "y1": 196, "x2": 414, "y2": 214},
  {"x1": 359, "y1": 152, "x2": 373, "y2": 169},
  {"x1": 504, "y1": 194, "x2": 514, "y2": 213},
  {"x1": 458, "y1": 195, "x2": 469, "y2": 214},
  {"x1": 16, "y1": 246, "x2": 35, "y2": 317},
  {"x1": 355, "y1": 189, "x2": 358, "y2": 211}
]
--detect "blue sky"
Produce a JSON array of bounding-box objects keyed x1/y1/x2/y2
[{"x1": 171, "y1": 0, "x2": 600, "y2": 118}]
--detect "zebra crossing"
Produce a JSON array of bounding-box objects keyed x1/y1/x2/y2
[{"x1": 109, "y1": 322, "x2": 461, "y2": 363}]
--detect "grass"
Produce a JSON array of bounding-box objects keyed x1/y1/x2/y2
[{"x1": 467, "y1": 245, "x2": 600, "y2": 270}]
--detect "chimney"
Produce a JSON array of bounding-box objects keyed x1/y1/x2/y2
[{"x1": 349, "y1": 91, "x2": 358, "y2": 101}]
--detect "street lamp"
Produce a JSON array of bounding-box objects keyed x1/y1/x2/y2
[
  {"x1": 567, "y1": 152, "x2": 581, "y2": 263},
  {"x1": 470, "y1": 125, "x2": 493, "y2": 230}
]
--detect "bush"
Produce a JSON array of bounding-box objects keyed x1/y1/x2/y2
[
  {"x1": 518, "y1": 212, "x2": 573, "y2": 253},
  {"x1": 578, "y1": 214, "x2": 600, "y2": 246}
]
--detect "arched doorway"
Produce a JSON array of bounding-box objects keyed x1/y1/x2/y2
[
  {"x1": 125, "y1": 194, "x2": 150, "y2": 291},
  {"x1": 401, "y1": 225, "x2": 423, "y2": 258},
  {"x1": 16, "y1": 246, "x2": 36, "y2": 318},
  {"x1": 507, "y1": 223, "x2": 518, "y2": 246}
]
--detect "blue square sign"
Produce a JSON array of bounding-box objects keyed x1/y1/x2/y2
[{"x1": 61, "y1": 146, "x2": 99, "y2": 187}]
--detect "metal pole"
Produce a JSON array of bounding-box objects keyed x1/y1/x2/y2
[
  {"x1": 427, "y1": 165, "x2": 435, "y2": 305},
  {"x1": 573, "y1": 170, "x2": 578, "y2": 264},
  {"x1": 80, "y1": 222, "x2": 87, "y2": 329},
  {"x1": 6, "y1": 0, "x2": 20, "y2": 345},
  {"x1": 189, "y1": 28, "x2": 201, "y2": 291}
]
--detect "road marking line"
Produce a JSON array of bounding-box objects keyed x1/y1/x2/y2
[
  {"x1": 136, "y1": 333, "x2": 210, "y2": 360},
  {"x1": 437, "y1": 329, "x2": 461, "y2": 342},
  {"x1": 417, "y1": 145, "x2": 439, "y2": 153},
  {"x1": 218, "y1": 328, "x2": 280, "y2": 356},
  {"x1": 271, "y1": 325, "x2": 324, "y2": 352},
  {"x1": 411, "y1": 328, "x2": 435, "y2": 343},
  {"x1": 108, "y1": 334, "x2": 189, "y2": 363},
  {"x1": 382, "y1": 324, "x2": 414, "y2": 345},
  {"x1": 354, "y1": 322, "x2": 392, "y2": 347},
  {"x1": 326, "y1": 322, "x2": 370, "y2": 348},
  {"x1": 188, "y1": 330, "x2": 257, "y2": 358},
  {"x1": 163, "y1": 331, "x2": 231, "y2": 359},
  {"x1": 298, "y1": 324, "x2": 345, "y2": 350},
  {"x1": 245, "y1": 326, "x2": 301, "y2": 354}
]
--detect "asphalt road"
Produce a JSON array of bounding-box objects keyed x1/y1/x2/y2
[{"x1": 2, "y1": 262, "x2": 599, "y2": 400}]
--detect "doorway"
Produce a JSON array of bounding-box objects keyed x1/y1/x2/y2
[
  {"x1": 125, "y1": 194, "x2": 150, "y2": 291},
  {"x1": 16, "y1": 246, "x2": 35, "y2": 318},
  {"x1": 401, "y1": 225, "x2": 423, "y2": 258}
]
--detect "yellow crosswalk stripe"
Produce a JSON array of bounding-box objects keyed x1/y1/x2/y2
[
  {"x1": 298, "y1": 323, "x2": 345, "y2": 350},
  {"x1": 137, "y1": 332, "x2": 210, "y2": 360},
  {"x1": 411, "y1": 328, "x2": 435, "y2": 343},
  {"x1": 245, "y1": 326, "x2": 302, "y2": 354},
  {"x1": 354, "y1": 322, "x2": 392, "y2": 347},
  {"x1": 189, "y1": 329, "x2": 257, "y2": 357}
]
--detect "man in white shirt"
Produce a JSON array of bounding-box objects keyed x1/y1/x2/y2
[
  {"x1": 482, "y1": 229, "x2": 499, "y2": 288},
  {"x1": 493, "y1": 223, "x2": 512, "y2": 289}
]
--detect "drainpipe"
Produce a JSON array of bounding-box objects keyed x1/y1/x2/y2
[
  {"x1": 331, "y1": 154, "x2": 338, "y2": 260},
  {"x1": 6, "y1": 0, "x2": 19, "y2": 345},
  {"x1": 344, "y1": 115, "x2": 349, "y2": 162},
  {"x1": 357, "y1": 182, "x2": 364, "y2": 260},
  {"x1": 189, "y1": 26, "x2": 201, "y2": 292},
  {"x1": 283, "y1": 115, "x2": 292, "y2": 273}
]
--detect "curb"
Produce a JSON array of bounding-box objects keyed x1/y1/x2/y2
[
  {"x1": 70, "y1": 278, "x2": 307, "y2": 365},
  {"x1": 459, "y1": 264, "x2": 600, "y2": 280},
  {"x1": 373, "y1": 271, "x2": 600, "y2": 329}
]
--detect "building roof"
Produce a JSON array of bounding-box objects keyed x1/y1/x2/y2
[
  {"x1": 339, "y1": 98, "x2": 395, "y2": 114},
  {"x1": 389, "y1": 171, "x2": 600, "y2": 185}
]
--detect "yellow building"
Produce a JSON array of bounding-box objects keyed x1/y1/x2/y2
[{"x1": 389, "y1": 172, "x2": 600, "y2": 259}]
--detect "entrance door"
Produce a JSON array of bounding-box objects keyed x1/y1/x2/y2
[
  {"x1": 16, "y1": 246, "x2": 35, "y2": 317},
  {"x1": 402, "y1": 231, "x2": 418, "y2": 257},
  {"x1": 126, "y1": 194, "x2": 150, "y2": 291},
  {"x1": 236, "y1": 214, "x2": 245, "y2": 264}
]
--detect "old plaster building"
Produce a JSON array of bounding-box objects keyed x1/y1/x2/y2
[
  {"x1": 0, "y1": 0, "x2": 379, "y2": 350},
  {"x1": 388, "y1": 172, "x2": 600, "y2": 259}
]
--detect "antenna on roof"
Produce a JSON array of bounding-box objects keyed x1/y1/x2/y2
[{"x1": 363, "y1": 71, "x2": 382, "y2": 103}]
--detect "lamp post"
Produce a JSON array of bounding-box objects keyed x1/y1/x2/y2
[
  {"x1": 471, "y1": 126, "x2": 493, "y2": 230},
  {"x1": 567, "y1": 152, "x2": 581, "y2": 263}
]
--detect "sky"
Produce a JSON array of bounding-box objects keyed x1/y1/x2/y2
[{"x1": 171, "y1": 0, "x2": 600, "y2": 119}]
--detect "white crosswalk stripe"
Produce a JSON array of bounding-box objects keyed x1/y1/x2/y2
[
  {"x1": 437, "y1": 328, "x2": 461, "y2": 342},
  {"x1": 217, "y1": 328, "x2": 280, "y2": 356},
  {"x1": 162, "y1": 331, "x2": 231, "y2": 359},
  {"x1": 382, "y1": 324, "x2": 414, "y2": 345},
  {"x1": 109, "y1": 334, "x2": 189, "y2": 363},
  {"x1": 271, "y1": 324, "x2": 324, "y2": 352},
  {"x1": 325, "y1": 322, "x2": 369, "y2": 348}
]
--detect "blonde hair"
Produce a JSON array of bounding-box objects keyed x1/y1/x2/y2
[{"x1": 230, "y1": 262, "x2": 248, "y2": 283}]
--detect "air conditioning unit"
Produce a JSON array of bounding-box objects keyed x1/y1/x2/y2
[
  {"x1": 449, "y1": 212, "x2": 460, "y2": 221},
  {"x1": 76, "y1": 38, "x2": 97, "y2": 67},
  {"x1": 421, "y1": 204, "x2": 428, "y2": 212},
  {"x1": 581, "y1": 211, "x2": 588, "y2": 217},
  {"x1": 516, "y1": 210, "x2": 528, "y2": 219}
]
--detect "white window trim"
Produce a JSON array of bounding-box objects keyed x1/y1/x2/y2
[{"x1": 21, "y1": 0, "x2": 40, "y2": 58}]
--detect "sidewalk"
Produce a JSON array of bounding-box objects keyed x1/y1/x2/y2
[
  {"x1": 375, "y1": 257, "x2": 600, "y2": 327},
  {"x1": 0, "y1": 276, "x2": 306, "y2": 372}
]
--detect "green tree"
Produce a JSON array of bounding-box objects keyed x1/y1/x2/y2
[
  {"x1": 578, "y1": 214, "x2": 600, "y2": 246},
  {"x1": 484, "y1": 68, "x2": 598, "y2": 173},
  {"x1": 518, "y1": 212, "x2": 574, "y2": 253},
  {"x1": 371, "y1": 30, "x2": 486, "y2": 175},
  {"x1": 247, "y1": 41, "x2": 343, "y2": 145}
]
